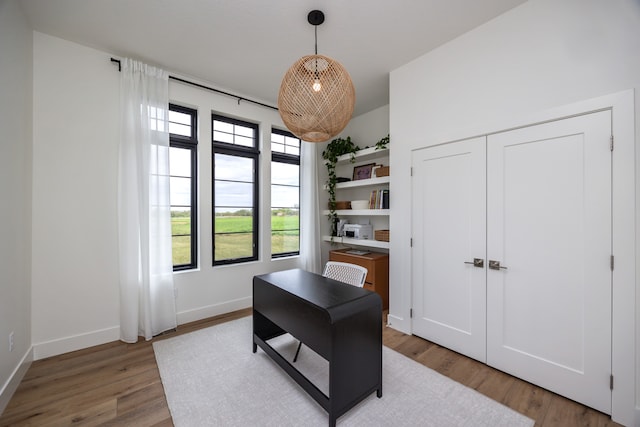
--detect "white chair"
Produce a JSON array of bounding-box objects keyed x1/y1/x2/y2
[
  {"x1": 322, "y1": 261, "x2": 368, "y2": 287},
  {"x1": 292, "y1": 261, "x2": 368, "y2": 362}
]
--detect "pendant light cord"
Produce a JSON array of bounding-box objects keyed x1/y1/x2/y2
[
  {"x1": 314, "y1": 23, "x2": 319, "y2": 78},
  {"x1": 315, "y1": 25, "x2": 318, "y2": 55}
]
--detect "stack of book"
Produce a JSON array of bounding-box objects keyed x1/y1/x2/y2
[{"x1": 369, "y1": 189, "x2": 390, "y2": 209}]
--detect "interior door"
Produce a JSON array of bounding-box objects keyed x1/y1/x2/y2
[
  {"x1": 486, "y1": 110, "x2": 612, "y2": 414},
  {"x1": 411, "y1": 137, "x2": 487, "y2": 362}
]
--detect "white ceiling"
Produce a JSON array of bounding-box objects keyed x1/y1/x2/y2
[{"x1": 20, "y1": 0, "x2": 527, "y2": 116}]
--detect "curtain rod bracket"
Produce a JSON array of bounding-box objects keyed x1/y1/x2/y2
[{"x1": 110, "y1": 57, "x2": 121, "y2": 72}]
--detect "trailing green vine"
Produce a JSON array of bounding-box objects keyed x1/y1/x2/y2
[
  {"x1": 375, "y1": 134, "x2": 390, "y2": 151},
  {"x1": 321, "y1": 136, "x2": 359, "y2": 235}
]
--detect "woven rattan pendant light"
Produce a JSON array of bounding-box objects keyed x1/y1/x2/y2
[{"x1": 278, "y1": 10, "x2": 355, "y2": 143}]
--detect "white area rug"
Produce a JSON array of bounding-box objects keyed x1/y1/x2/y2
[{"x1": 153, "y1": 316, "x2": 533, "y2": 427}]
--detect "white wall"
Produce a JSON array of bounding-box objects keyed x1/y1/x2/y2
[
  {"x1": 342, "y1": 105, "x2": 389, "y2": 149},
  {"x1": 30, "y1": 32, "x2": 300, "y2": 359},
  {"x1": 389, "y1": 0, "x2": 639, "y2": 424},
  {"x1": 0, "y1": 0, "x2": 33, "y2": 413}
]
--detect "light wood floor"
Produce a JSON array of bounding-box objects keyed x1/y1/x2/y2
[{"x1": 0, "y1": 309, "x2": 621, "y2": 426}]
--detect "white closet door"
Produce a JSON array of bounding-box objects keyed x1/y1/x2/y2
[
  {"x1": 411, "y1": 137, "x2": 487, "y2": 362},
  {"x1": 486, "y1": 110, "x2": 612, "y2": 414}
]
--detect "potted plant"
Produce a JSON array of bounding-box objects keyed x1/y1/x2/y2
[{"x1": 375, "y1": 134, "x2": 389, "y2": 151}]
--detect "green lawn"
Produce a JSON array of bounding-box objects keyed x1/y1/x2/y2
[{"x1": 171, "y1": 214, "x2": 300, "y2": 265}]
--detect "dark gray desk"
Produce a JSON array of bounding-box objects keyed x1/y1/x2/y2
[{"x1": 253, "y1": 269, "x2": 382, "y2": 427}]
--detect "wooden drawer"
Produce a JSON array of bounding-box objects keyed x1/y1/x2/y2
[
  {"x1": 329, "y1": 249, "x2": 389, "y2": 310},
  {"x1": 329, "y1": 251, "x2": 375, "y2": 283}
]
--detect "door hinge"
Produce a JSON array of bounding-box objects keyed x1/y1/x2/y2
[
  {"x1": 610, "y1": 255, "x2": 614, "y2": 271},
  {"x1": 610, "y1": 374, "x2": 614, "y2": 390},
  {"x1": 410, "y1": 238, "x2": 413, "y2": 247},
  {"x1": 410, "y1": 308, "x2": 413, "y2": 318},
  {"x1": 410, "y1": 167, "x2": 413, "y2": 177},
  {"x1": 610, "y1": 135, "x2": 614, "y2": 151}
]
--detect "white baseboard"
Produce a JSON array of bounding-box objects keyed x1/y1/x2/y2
[
  {"x1": 177, "y1": 297, "x2": 252, "y2": 325},
  {"x1": 386, "y1": 313, "x2": 411, "y2": 334},
  {"x1": 32, "y1": 326, "x2": 120, "y2": 361},
  {"x1": 27, "y1": 298, "x2": 251, "y2": 362},
  {"x1": 0, "y1": 346, "x2": 33, "y2": 415}
]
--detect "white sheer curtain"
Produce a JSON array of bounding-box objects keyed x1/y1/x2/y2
[
  {"x1": 118, "y1": 58, "x2": 176, "y2": 343},
  {"x1": 300, "y1": 142, "x2": 321, "y2": 273}
]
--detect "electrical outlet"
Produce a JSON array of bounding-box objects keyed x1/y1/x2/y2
[{"x1": 9, "y1": 332, "x2": 14, "y2": 352}]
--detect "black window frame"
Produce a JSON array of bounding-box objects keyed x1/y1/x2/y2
[
  {"x1": 270, "y1": 128, "x2": 301, "y2": 258},
  {"x1": 169, "y1": 103, "x2": 198, "y2": 271},
  {"x1": 212, "y1": 114, "x2": 260, "y2": 266}
]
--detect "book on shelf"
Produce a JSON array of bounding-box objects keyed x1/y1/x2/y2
[{"x1": 368, "y1": 189, "x2": 390, "y2": 209}]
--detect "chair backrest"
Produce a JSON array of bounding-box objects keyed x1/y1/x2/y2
[{"x1": 322, "y1": 261, "x2": 368, "y2": 288}]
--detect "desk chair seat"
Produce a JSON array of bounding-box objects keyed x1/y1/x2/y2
[{"x1": 293, "y1": 261, "x2": 368, "y2": 362}]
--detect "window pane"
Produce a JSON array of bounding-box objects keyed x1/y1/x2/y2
[
  {"x1": 213, "y1": 130, "x2": 234, "y2": 144},
  {"x1": 271, "y1": 209, "x2": 299, "y2": 230},
  {"x1": 215, "y1": 206, "x2": 253, "y2": 221},
  {"x1": 169, "y1": 110, "x2": 191, "y2": 125},
  {"x1": 171, "y1": 209, "x2": 191, "y2": 235},
  {"x1": 271, "y1": 162, "x2": 299, "y2": 186},
  {"x1": 284, "y1": 136, "x2": 300, "y2": 148},
  {"x1": 271, "y1": 233, "x2": 300, "y2": 255},
  {"x1": 148, "y1": 106, "x2": 168, "y2": 132},
  {"x1": 169, "y1": 104, "x2": 198, "y2": 271},
  {"x1": 214, "y1": 208, "x2": 254, "y2": 262},
  {"x1": 272, "y1": 131, "x2": 301, "y2": 156},
  {"x1": 285, "y1": 136, "x2": 300, "y2": 155},
  {"x1": 170, "y1": 176, "x2": 191, "y2": 206},
  {"x1": 169, "y1": 122, "x2": 191, "y2": 137},
  {"x1": 286, "y1": 145, "x2": 300, "y2": 156},
  {"x1": 271, "y1": 208, "x2": 299, "y2": 254},
  {"x1": 272, "y1": 185, "x2": 299, "y2": 208},
  {"x1": 270, "y1": 129, "x2": 300, "y2": 258},
  {"x1": 213, "y1": 119, "x2": 258, "y2": 147},
  {"x1": 172, "y1": 235, "x2": 192, "y2": 266},
  {"x1": 170, "y1": 146, "x2": 191, "y2": 177},
  {"x1": 235, "y1": 125, "x2": 254, "y2": 138},
  {"x1": 214, "y1": 153, "x2": 254, "y2": 181},
  {"x1": 215, "y1": 181, "x2": 254, "y2": 207},
  {"x1": 213, "y1": 115, "x2": 258, "y2": 265},
  {"x1": 215, "y1": 209, "x2": 253, "y2": 232},
  {"x1": 213, "y1": 120, "x2": 233, "y2": 133},
  {"x1": 215, "y1": 233, "x2": 254, "y2": 261},
  {"x1": 235, "y1": 135, "x2": 254, "y2": 147}
]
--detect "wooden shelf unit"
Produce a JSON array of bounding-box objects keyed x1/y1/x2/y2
[
  {"x1": 322, "y1": 236, "x2": 389, "y2": 249},
  {"x1": 323, "y1": 146, "x2": 390, "y2": 250}
]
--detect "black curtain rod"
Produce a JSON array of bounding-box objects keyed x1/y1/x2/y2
[{"x1": 110, "y1": 58, "x2": 278, "y2": 111}]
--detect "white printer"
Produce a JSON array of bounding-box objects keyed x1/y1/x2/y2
[{"x1": 342, "y1": 224, "x2": 373, "y2": 240}]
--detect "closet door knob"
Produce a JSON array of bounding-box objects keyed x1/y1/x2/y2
[
  {"x1": 489, "y1": 260, "x2": 508, "y2": 270},
  {"x1": 464, "y1": 258, "x2": 484, "y2": 268}
]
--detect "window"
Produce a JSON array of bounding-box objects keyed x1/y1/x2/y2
[
  {"x1": 169, "y1": 104, "x2": 198, "y2": 271},
  {"x1": 212, "y1": 115, "x2": 259, "y2": 265},
  {"x1": 271, "y1": 129, "x2": 300, "y2": 257}
]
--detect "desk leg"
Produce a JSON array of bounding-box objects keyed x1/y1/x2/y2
[
  {"x1": 252, "y1": 341, "x2": 257, "y2": 353},
  {"x1": 377, "y1": 387, "x2": 382, "y2": 398}
]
